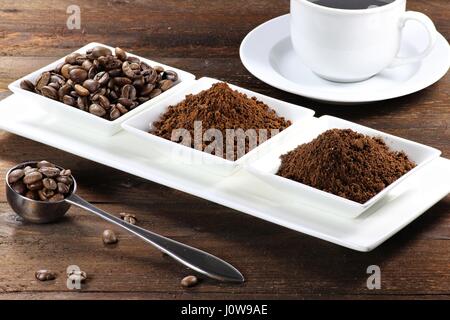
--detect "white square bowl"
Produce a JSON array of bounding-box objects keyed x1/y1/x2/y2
[
  {"x1": 246, "y1": 115, "x2": 442, "y2": 218},
  {"x1": 121, "y1": 77, "x2": 316, "y2": 176},
  {"x1": 8, "y1": 42, "x2": 196, "y2": 136}
]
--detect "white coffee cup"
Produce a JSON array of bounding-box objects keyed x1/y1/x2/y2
[{"x1": 290, "y1": 0, "x2": 437, "y2": 82}]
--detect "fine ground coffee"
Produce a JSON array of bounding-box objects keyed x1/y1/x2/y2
[
  {"x1": 276, "y1": 129, "x2": 416, "y2": 203},
  {"x1": 150, "y1": 82, "x2": 291, "y2": 160}
]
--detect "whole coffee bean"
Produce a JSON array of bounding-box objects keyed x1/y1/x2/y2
[
  {"x1": 57, "y1": 175, "x2": 73, "y2": 185},
  {"x1": 92, "y1": 46, "x2": 112, "y2": 58},
  {"x1": 35, "y1": 270, "x2": 56, "y2": 281},
  {"x1": 23, "y1": 171, "x2": 43, "y2": 185},
  {"x1": 163, "y1": 70, "x2": 178, "y2": 82},
  {"x1": 140, "y1": 83, "x2": 155, "y2": 96},
  {"x1": 87, "y1": 66, "x2": 97, "y2": 79},
  {"x1": 63, "y1": 95, "x2": 76, "y2": 106},
  {"x1": 60, "y1": 169, "x2": 72, "y2": 176},
  {"x1": 122, "y1": 61, "x2": 137, "y2": 78},
  {"x1": 116, "y1": 103, "x2": 128, "y2": 114},
  {"x1": 81, "y1": 59, "x2": 93, "y2": 71},
  {"x1": 25, "y1": 190, "x2": 39, "y2": 200},
  {"x1": 49, "y1": 193, "x2": 64, "y2": 202},
  {"x1": 94, "y1": 71, "x2": 109, "y2": 86},
  {"x1": 77, "y1": 96, "x2": 89, "y2": 111},
  {"x1": 121, "y1": 84, "x2": 136, "y2": 100},
  {"x1": 74, "y1": 84, "x2": 90, "y2": 97},
  {"x1": 58, "y1": 84, "x2": 72, "y2": 100},
  {"x1": 12, "y1": 181, "x2": 27, "y2": 195},
  {"x1": 38, "y1": 189, "x2": 51, "y2": 201},
  {"x1": 35, "y1": 71, "x2": 51, "y2": 91},
  {"x1": 39, "y1": 166, "x2": 60, "y2": 178},
  {"x1": 110, "y1": 106, "x2": 121, "y2": 120},
  {"x1": 24, "y1": 166, "x2": 38, "y2": 175},
  {"x1": 50, "y1": 74, "x2": 65, "y2": 85},
  {"x1": 43, "y1": 178, "x2": 57, "y2": 190},
  {"x1": 97, "y1": 95, "x2": 110, "y2": 110},
  {"x1": 149, "y1": 88, "x2": 162, "y2": 98},
  {"x1": 181, "y1": 275, "x2": 198, "y2": 288},
  {"x1": 115, "y1": 47, "x2": 127, "y2": 61},
  {"x1": 83, "y1": 79, "x2": 100, "y2": 93},
  {"x1": 8, "y1": 169, "x2": 24, "y2": 184},
  {"x1": 144, "y1": 68, "x2": 158, "y2": 84},
  {"x1": 47, "y1": 82, "x2": 60, "y2": 91},
  {"x1": 89, "y1": 103, "x2": 106, "y2": 117},
  {"x1": 27, "y1": 180, "x2": 44, "y2": 191},
  {"x1": 65, "y1": 52, "x2": 81, "y2": 64},
  {"x1": 118, "y1": 97, "x2": 133, "y2": 107},
  {"x1": 108, "y1": 68, "x2": 122, "y2": 77},
  {"x1": 113, "y1": 77, "x2": 132, "y2": 86},
  {"x1": 57, "y1": 182, "x2": 70, "y2": 194},
  {"x1": 159, "y1": 79, "x2": 173, "y2": 91},
  {"x1": 37, "y1": 160, "x2": 55, "y2": 168},
  {"x1": 69, "y1": 68, "x2": 88, "y2": 83},
  {"x1": 61, "y1": 64, "x2": 71, "y2": 79},
  {"x1": 102, "y1": 229, "x2": 118, "y2": 244},
  {"x1": 41, "y1": 86, "x2": 58, "y2": 100},
  {"x1": 20, "y1": 79, "x2": 35, "y2": 92}
]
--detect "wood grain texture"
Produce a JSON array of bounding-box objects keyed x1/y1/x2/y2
[{"x1": 0, "y1": 0, "x2": 448, "y2": 300}]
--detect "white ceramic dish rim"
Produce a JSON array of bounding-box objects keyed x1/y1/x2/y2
[
  {"x1": 247, "y1": 115, "x2": 442, "y2": 211},
  {"x1": 122, "y1": 77, "x2": 316, "y2": 167},
  {"x1": 239, "y1": 14, "x2": 450, "y2": 103},
  {"x1": 8, "y1": 42, "x2": 196, "y2": 126}
]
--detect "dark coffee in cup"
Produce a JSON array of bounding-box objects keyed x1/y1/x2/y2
[{"x1": 309, "y1": 0, "x2": 394, "y2": 10}]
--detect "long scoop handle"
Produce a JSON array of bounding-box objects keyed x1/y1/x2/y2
[{"x1": 65, "y1": 193, "x2": 244, "y2": 283}]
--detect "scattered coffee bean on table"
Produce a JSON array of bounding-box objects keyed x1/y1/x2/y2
[
  {"x1": 120, "y1": 212, "x2": 137, "y2": 225},
  {"x1": 20, "y1": 46, "x2": 179, "y2": 121},
  {"x1": 150, "y1": 82, "x2": 291, "y2": 160},
  {"x1": 181, "y1": 275, "x2": 199, "y2": 288},
  {"x1": 35, "y1": 270, "x2": 56, "y2": 281},
  {"x1": 8, "y1": 160, "x2": 74, "y2": 201},
  {"x1": 276, "y1": 129, "x2": 416, "y2": 203},
  {"x1": 102, "y1": 229, "x2": 118, "y2": 244}
]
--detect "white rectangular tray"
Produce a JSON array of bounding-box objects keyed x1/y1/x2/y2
[{"x1": 0, "y1": 94, "x2": 449, "y2": 251}]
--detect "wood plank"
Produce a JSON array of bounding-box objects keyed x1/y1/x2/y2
[{"x1": 0, "y1": 200, "x2": 449, "y2": 298}]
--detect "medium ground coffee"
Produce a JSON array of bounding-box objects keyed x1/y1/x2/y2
[
  {"x1": 150, "y1": 82, "x2": 291, "y2": 160},
  {"x1": 276, "y1": 129, "x2": 416, "y2": 203}
]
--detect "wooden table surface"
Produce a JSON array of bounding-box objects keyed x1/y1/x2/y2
[{"x1": 0, "y1": 0, "x2": 448, "y2": 300}]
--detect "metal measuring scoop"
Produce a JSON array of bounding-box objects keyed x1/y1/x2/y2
[{"x1": 5, "y1": 161, "x2": 244, "y2": 283}]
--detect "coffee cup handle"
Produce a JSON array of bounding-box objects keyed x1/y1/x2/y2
[{"x1": 388, "y1": 11, "x2": 437, "y2": 68}]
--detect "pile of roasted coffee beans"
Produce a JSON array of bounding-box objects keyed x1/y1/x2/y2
[
  {"x1": 20, "y1": 46, "x2": 179, "y2": 121},
  {"x1": 8, "y1": 160, "x2": 73, "y2": 201}
]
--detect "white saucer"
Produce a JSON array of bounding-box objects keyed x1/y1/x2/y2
[{"x1": 240, "y1": 14, "x2": 450, "y2": 103}]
